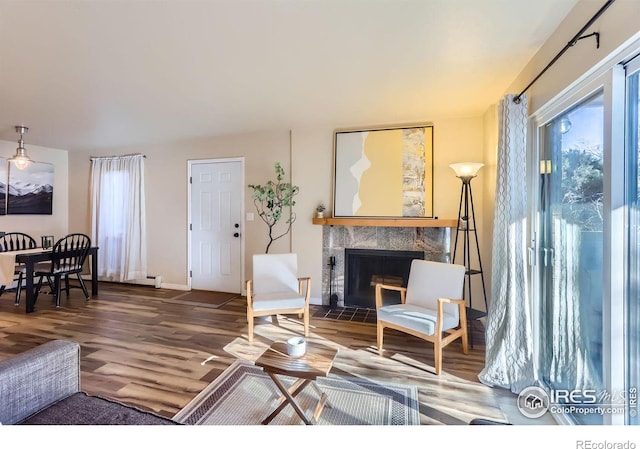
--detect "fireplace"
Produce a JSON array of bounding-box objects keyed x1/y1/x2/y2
[
  {"x1": 344, "y1": 248, "x2": 424, "y2": 308},
  {"x1": 320, "y1": 225, "x2": 451, "y2": 308}
]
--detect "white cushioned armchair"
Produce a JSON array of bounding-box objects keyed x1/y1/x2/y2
[
  {"x1": 245, "y1": 253, "x2": 311, "y2": 342},
  {"x1": 375, "y1": 259, "x2": 469, "y2": 375}
]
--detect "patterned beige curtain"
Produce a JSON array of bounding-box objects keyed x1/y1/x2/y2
[{"x1": 478, "y1": 94, "x2": 536, "y2": 393}]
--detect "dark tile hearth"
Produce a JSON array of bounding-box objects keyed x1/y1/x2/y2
[{"x1": 312, "y1": 305, "x2": 377, "y2": 324}]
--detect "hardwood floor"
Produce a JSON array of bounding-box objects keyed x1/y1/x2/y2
[{"x1": 0, "y1": 281, "x2": 526, "y2": 425}]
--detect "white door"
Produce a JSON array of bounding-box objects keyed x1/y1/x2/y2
[{"x1": 190, "y1": 160, "x2": 242, "y2": 292}]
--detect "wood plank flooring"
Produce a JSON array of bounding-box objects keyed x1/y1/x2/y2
[{"x1": 0, "y1": 281, "x2": 525, "y2": 425}]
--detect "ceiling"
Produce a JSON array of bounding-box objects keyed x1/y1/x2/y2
[{"x1": 0, "y1": 0, "x2": 579, "y2": 153}]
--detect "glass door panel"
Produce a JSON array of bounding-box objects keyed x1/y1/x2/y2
[
  {"x1": 539, "y1": 90, "x2": 605, "y2": 424},
  {"x1": 626, "y1": 67, "x2": 639, "y2": 426}
]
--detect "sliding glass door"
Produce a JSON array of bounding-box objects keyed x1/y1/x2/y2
[
  {"x1": 538, "y1": 91, "x2": 605, "y2": 425},
  {"x1": 626, "y1": 61, "x2": 640, "y2": 426},
  {"x1": 533, "y1": 57, "x2": 640, "y2": 425}
]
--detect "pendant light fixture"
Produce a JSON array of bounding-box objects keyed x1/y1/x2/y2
[{"x1": 10, "y1": 125, "x2": 31, "y2": 170}]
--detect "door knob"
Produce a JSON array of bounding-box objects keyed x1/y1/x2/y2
[
  {"x1": 234, "y1": 232, "x2": 240, "y2": 238},
  {"x1": 234, "y1": 223, "x2": 240, "y2": 228}
]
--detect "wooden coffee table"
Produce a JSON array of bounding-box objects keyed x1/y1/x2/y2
[{"x1": 254, "y1": 341, "x2": 338, "y2": 425}]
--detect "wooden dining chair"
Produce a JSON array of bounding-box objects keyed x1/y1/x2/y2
[
  {"x1": 33, "y1": 233, "x2": 92, "y2": 308},
  {"x1": 0, "y1": 232, "x2": 38, "y2": 305}
]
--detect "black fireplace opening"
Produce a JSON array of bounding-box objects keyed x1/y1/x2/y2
[{"x1": 344, "y1": 248, "x2": 424, "y2": 309}]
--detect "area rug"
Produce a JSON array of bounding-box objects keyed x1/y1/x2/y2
[
  {"x1": 161, "y1": 290, "x2": 240, "y2": 308},
  {"x1": 173, "y1": 360, "x2": 420, "y2": 425}
]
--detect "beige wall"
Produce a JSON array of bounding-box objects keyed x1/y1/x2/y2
[
  {"x1": 10, "y1": 0, "x2": 638, "y2": 313},
  {"x1": 290, "y1": 127, "x2": 333, "y2": 304},
  {"x1": 66, "y1": 118, "x2": 487, "y2": 303},
  {"x1": 68, "y1": 130, "x2": 291, "y2": 290},
  {"x1": 271, "y1": 0, "x2": 640, "y2": 310},
  {"x1": 292, "y1": 117, "x2": 486, "y2": 305},
  {"x1": 507, "y1": 0, "x2": 640, "y2": 114},
  {"x1": 0, "y1": 140, "x2": 68, "y2": 241},
  {"x1": 481, "y1": 104, "x2": 498, "y2": 306},
  {"x1": 432, "y1": 117, "x2": 488, "y2": 311},
  {"x1": 477, "y1": 0, "x2": 640, "y2": 311}
]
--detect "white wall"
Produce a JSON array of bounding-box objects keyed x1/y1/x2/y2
[{"x1": 0, "y1": 140, "x2": 68, "y2": 241}]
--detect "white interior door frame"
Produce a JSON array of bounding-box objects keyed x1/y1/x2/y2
[{"x1": 187, "y1": 157, "x2": 245, "y2": 292}]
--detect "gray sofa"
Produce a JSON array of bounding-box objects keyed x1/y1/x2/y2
[{"x1": 0, "y1": 339, "x2": 177, "y2": 425}]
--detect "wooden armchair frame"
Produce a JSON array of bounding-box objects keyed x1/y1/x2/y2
[
  {"x1": 375, "y1": 282, "x2": 469, "y2": 375},
  {"x1": 246, "y1": 276, "x2": 311, "y2": 343}
]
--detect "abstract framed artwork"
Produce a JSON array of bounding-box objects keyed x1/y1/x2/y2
[
  {"x1": 333, "y1": 124, "x2": 434, "y2": 218},
  {"x1": 7, "y1": 161, "x2": 54, "y2": 215}
]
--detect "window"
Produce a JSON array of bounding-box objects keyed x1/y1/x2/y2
[{"x1": 90, "y1": 154, "x2": 147, "y2": 282}]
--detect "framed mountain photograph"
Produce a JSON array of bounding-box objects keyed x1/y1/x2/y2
[{"x1": 7, "y1": 161, "x2": 54, "y2": 215}]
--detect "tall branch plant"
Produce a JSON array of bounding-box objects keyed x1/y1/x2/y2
[{"x1": 248, "y1": 162, "x2": 299, "y2": 253}]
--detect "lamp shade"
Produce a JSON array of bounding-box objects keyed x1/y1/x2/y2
[{"x1": 450, "y1": 162, "x2": 484, "y2": 179}]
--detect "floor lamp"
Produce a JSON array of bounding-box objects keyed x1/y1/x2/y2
[{"x1": 450, "y1": 162, "x2": 488, "y2": 348}]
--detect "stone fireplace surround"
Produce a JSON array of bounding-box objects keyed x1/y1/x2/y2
[{"x1": 320, "y1": 224, "x2": 453, "y2": 308}]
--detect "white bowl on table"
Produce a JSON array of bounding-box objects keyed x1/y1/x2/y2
[{"x1": 286, "y1": 337, "x2": 306, "y2": 358}]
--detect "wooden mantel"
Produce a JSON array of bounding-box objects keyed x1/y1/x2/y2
[{"x1": 312, "y1": 217, "x2": 458, "y2": 227}]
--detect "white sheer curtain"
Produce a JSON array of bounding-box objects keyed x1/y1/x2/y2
[
  {"x1": 549, "y1": 219, "x2": 602, "y2": 392},
  {"x1": 90, "y1": 154, "x2": 147, "y2": 282},
  {"x1": 478, "y1": 94, "x2": 536, "y2": 393}
]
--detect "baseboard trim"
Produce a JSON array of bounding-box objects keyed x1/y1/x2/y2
[{"x1": 79, "y1": 275, "x2": 190, "y2": 292}]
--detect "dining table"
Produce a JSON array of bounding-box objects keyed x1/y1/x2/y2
[{"x1": 0, "y1": 246, "x2": 99, "y2": 313}]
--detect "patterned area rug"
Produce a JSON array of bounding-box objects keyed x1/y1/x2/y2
[{"x1": 173, "y1": 360, "x2": 420, "y2": 425}]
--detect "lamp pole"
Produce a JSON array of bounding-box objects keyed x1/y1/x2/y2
[{"x1": 450, "y1": 163, "x2": 488, "y2": 348}]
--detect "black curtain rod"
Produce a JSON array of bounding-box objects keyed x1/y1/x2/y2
[{"x1": 513, "y1": 0, "x2": 616, "y2": 104}]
